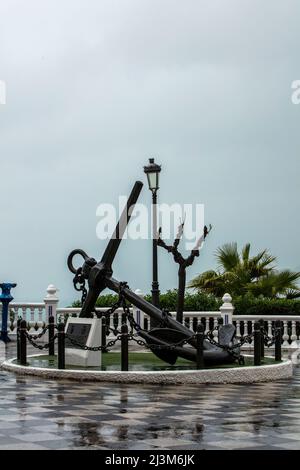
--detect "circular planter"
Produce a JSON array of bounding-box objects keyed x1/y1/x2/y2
[{"x1": 1, "y1": 355, "x2": 293, "y2": 384}]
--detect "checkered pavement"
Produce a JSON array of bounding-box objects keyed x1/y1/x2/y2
[{"x1": 0, "y1": 341, "x2": 299, "y2": 450}]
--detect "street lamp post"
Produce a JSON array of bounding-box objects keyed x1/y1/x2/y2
[{"x1": 144, "y1": 158, "x2": 161, "y2": 315}]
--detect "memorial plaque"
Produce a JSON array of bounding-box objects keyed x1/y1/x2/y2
[
  {"x1": 65, "y1": 318, "x2": 102, "y2": 367},
  {"x1": 65, "y1": 322, "x2": 91, "y2": 349}
]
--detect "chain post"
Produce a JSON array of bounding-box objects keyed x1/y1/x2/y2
[
  {"x1": 259, "y1": 319, "x2": 265, "y2": 358},
  {"x1": 121, "y1": 323, "x2": 129, "y2": 371},
  {"x1": 275, "y1": 320, "x2": 282, "y2": 361},
  {"x1": 17, "y1": 318, "x2": 21, "y2": 361},
  {"x1": 57, "y1": 322, "x2": 65, "y2": 370},
  {"x1": 113, "y1": 312, "x2": 119, "y2": 333},
  {"x1": 20, "y1": 319, "x2": 27, "y2": 366},
  {"x1": 254, "y1": 321, "x2": 261, "y2": 366},
  {"x1": 196, "y1": 323, "x2": 204, "y2": 369},
  {"x1": 101, "y1": 316, "x2": 107, "y2": 351},
  {"x1": 121, "y1": 311, "x2": 127, "y2": 325},
  {"x1": 48, "y1": 315, "x2": 55, "y2": 356}
]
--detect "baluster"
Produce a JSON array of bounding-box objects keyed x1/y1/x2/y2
[
  {"x1": 38, "y1": 306, "x2": 43, "y2": 324},
  {"x1": 30, "y1": 306, "x2": 35, "y2": 324},
  {"x1": 21, "y1": 306, "x2": 27, "y2": 325},
  {"x1": 291, "y1": 320, "x2": 298, "y2": 348},
  {"x1": 118, "y1": 311, "x2": 123, "y2": 330},
  {"x1": 235, "y1": 320, "x2": 241, "y2": 339},
  {"x1": 10, "y1": 308, "x2": 17, "y2": 332},
  {"x1": 202, "y1": 317, "x2": 207, "y2": 334},
  {"x1": 250, "y1": 320, "x2": 254, "y2": 345},
  {"x1": 282, "y1": 320, "x2": 289, "y2": 348},
  {"x1": 268, "y1": 320, "x2": 273, "y2": 347},
  {"x1": 213, "y1": 318, "x2": 218, "y2": 342}
]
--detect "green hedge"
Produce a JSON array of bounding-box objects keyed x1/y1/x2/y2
[
  {"x1": 72, "y1": 290, "x2": 220, "y2": 311},
  {"x1": 233, "y1": 296, "x2": 300, "y2": 316},
  {"x1": 72, "y1": 291, "x2": 300, "y2": 316}
]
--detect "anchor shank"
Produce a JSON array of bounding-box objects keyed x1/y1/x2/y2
[
  {"x1": 100, "y1": 181, "x2": 143, "y2": 270},
  {"x1": 105, "y1": 276, "x2": 194, "y2": 341}
]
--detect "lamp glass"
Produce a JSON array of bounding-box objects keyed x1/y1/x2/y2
[{"x1": 147, "y1": 172, "x2": 159, "y2": 191}]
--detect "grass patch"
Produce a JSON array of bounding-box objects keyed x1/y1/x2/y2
[{"x1": 15, "y1": 352, "x2": 278, "y2": 372}]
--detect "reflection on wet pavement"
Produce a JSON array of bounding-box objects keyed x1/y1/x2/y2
[{"x1": 0, "y1": 342, "x2": 299, "y2": 449}]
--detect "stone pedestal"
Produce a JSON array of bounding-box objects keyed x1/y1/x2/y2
[{"x1": 65, "y1": 318, "x2": 102, "y2": 368}]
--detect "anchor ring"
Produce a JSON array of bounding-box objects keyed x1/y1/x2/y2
[{"x1": 67, "y1": 249, "x2": 91, "y2": 274}]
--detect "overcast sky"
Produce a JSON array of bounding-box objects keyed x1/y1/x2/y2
[{"x1": 0, "y1": 0, "x2": 299, "y2": 305}]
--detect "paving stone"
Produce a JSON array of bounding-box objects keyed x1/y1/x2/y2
[{"x1": 0, "y1": 342, "x2": 299, "y2": 449}]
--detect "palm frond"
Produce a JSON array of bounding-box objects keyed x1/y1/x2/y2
[
  {"x1": 215, "y1": 243, "x2": 240, "y2": 271},
  {"x1": 242, "y1": 243, "x2": 251, "y2": 265}
]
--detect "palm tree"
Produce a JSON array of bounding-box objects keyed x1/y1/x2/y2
[{"x1": 189, "y1": 242, "x2": 300, "y2": 299}]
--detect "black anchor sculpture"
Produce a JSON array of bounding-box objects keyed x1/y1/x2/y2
[{"x1": 67, "y1": 181, "x2": 236, "y2": 366}]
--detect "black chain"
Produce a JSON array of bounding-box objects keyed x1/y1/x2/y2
[
  {"x1": 25, "y1": 325, "x2": 49, "y2": 340},
  {"x1": 204, "y1": 332, "x2": 254, "y2": 351},
  {"x1": 128, "y1": 333, "x2": 192, "y2": 350},
  {"x1": 25, "y1": 331, "x2": 58, "y2": 350},
  {"x1": 23, "y1": 318, "x2": 279, "y2": 363},
  {"x1": 72, "y1": 267, "x2": 88, "y2": 305},
  {"x1": 24, "y1": 324, "x2": 58, "y2": 341},
  {"x1": 64, "y1": 334, "x2": 119, "y2": 351},
  {"x1": 262, "y1": 327, "x2": 281, "y2": 347}
]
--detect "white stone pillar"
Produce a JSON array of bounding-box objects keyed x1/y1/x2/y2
[
  {"x1": 219, "y1": 293, "x2": 234, "y2": 325},
  {"x1": 132, "y1": 289, "x2": 145, "y2": 328},
  {"x1": 44, "y1": 285, "x2": 59, "y2": 323}
]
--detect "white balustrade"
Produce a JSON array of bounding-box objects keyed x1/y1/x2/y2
[{"x1": 3, "y1": 288, "x2": 300, "y2": 351}]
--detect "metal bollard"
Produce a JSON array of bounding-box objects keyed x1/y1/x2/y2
[
  {"x1": 259, "y1": 319, "x2": 265, "y2": 359},
  {"x1": 254, "y1": 322, "x2": 261, "y2": 366},
  {"x1": 20, "y1": 319, "x2": 27, "y2": 366},
  {"x1": 113, "y1": 312, "x2": 119, "y2": 333},
  {"x1": 48, "y1": 315, "x2": 55, "y2": 356},
  {"x1": 121, "y1": 323, "x2": 129, "y2": 371},
  {"x1": 196, "y1": 323, "x2": 204, "y2": 369},
  {"x1": 101, "y1": 316, "x2": 107, "y2": 351},
  {"x1": 121, "y1": 312, "x2": 127, "y2": 325},
  {"x1": 17, "y1": 318, "x2": 21, "y2": 361},
  {"x1": 275, "y1": 320, "x2": 282, "y2": 362},
  {"x1": 0, "y1": 283, "x2": 17, "y2": 343},
  {"x1": 57, "y1": 323, "x2": 65, "y2": 370}
]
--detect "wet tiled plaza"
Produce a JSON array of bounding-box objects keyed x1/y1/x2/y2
[{"x1": 0, "y1": 343, "x2": 299, "y2": 450}]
